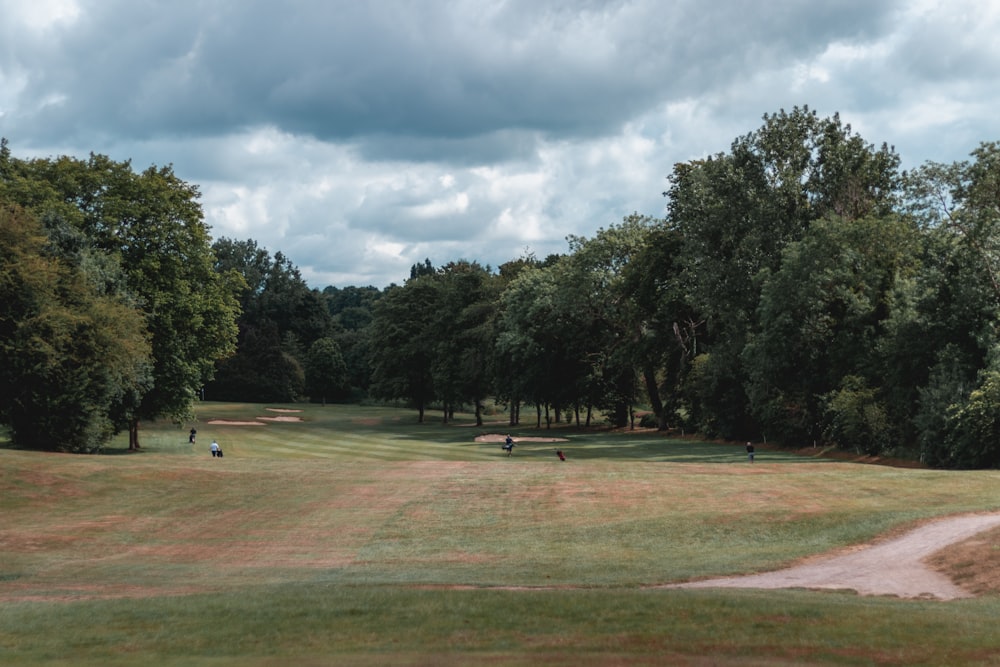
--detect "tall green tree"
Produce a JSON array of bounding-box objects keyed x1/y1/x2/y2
[
  {"x1": 563, "y1": 214, "x2": 697, "y2": 428},
  {"x1": 209, "y1": 238, "x2": 333, "y2": 402},
  {"x1": 430, "y1": 261, "x2": 498, "y2": 425},
  {"x1": 369, "y1": 278, "x2": 438, "y2": 422},
  {"x1": 622, "y1": 224, "x2": 699, "y2": 429},
  {"x1": 305, "y1": 337, "x2": 349, "y2": 405},
  {"x1": 743, "y1": 215, "x2": 920, "y2": 446},
  {"x1": 321, "y1": 285, "x2": 382, "y2": 398},
  {"x1": 904, "y1": 141, "x2": 1000, "y2": 302},
  {"x1": 902, "y1": 143, "x2": 1000, "y2": 466},
  {"x1": 0, "y1": 145, "x2": 241, "y2": 449},
  {"x1": 494, "y1": 263, "x2": 587, "y2": 427},
  {"x1": 666, "y1": 107, "x2": 901, "y2": 438},
  {"x1": 0, "y1": 203, "x2": 151, "y2": 451}
]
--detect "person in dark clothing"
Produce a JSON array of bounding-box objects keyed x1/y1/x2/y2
[
  {"x1": 189, "y1": 428, "x2": 197, "y2": 444},
  {"x1": 746, "y1": 441, "x2": 755, "y2": 463}
]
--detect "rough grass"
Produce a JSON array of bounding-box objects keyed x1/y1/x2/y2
[{"x1": 3, "y1": 402, "x2": 1000, "y2": 665}]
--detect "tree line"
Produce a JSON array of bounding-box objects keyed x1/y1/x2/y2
[{"x1": 3, "y1": 106, "x2": 1000, "y2": 467}]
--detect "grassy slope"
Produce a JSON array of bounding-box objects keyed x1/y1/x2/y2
[{"x1": 2, "y1": 402, "x2": 1000, "y2": 665}]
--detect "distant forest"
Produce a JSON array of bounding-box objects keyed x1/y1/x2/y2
[{"x1": 3, "y1": 106, "x2": 1000, "y2": 468}]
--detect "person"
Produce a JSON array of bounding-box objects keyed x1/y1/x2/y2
[
  {"x1": 189, "y1": 427, "x2": 197, "y2": 444},
  {"x1": 503, "y1": 435, "x2": 515, "y2": 456},
  {"x1": 746, "y1": 441, "x2": 755, "y2": 463},
  {"x1": 211, "y1": 440, "x2": 222, "y2": 458},
  {"x1": 556, "y1": 449, "x2": 565, "y2": 461}
]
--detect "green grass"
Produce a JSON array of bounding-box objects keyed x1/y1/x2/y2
[{"x1": 3, "y1": 402, "x2": 1000, "y2": 665}]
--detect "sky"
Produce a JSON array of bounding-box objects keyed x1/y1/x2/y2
[{"x1": 2, "y1": 0, "x2": 999, "y2": 289}]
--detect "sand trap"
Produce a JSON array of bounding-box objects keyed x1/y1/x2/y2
[
  {"x1": 266, "y1": 408, "x2": 303, "y2": 413},
  {"x1": 665, "y1": 512, "x2": 1000, "y2": 600},
  {"x1": 475, "y1": 433, "x2": 569, "y2": 443},
  {"x1": 257, "y1": 416, "x2": 303, "y2": 422}
]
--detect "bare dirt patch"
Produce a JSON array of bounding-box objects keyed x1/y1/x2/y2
[
  {"x1": 475, "y1": 433, "x2": 569, "y2": 443},
  {"x1": 666, "y1": 512, "x2": 1000, "y2": 600},
  {"x1": 928, "y1": 524, "x2": 1000, "y2": 596}
]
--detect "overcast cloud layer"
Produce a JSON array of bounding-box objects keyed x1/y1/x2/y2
[{"x1": 2, "y1": 0, "x2": 999, "y2": 288}]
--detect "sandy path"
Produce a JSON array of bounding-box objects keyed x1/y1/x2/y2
[{"x1": 667, "y1": 512, "x2": 1000, "y2": 600}]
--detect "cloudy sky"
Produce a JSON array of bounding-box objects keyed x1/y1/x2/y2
[{"x1": 2, "y1": 0, "x2": 998, "y2": 289}]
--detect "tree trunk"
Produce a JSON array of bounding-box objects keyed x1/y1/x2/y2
[
  {"x1": 642, "y1": 363, "x2": 667, "y2": 430},
  {"x1": 128, "y1": 418, "x2": 141, "y2": 450},
  {"x1": 536, "y1": 403, "x2": 542, "y2": 428},
  {"x1": 474, "y1": 399, "x2": 483, "y2": 427},
  {"x1": 418, "y1": 400, "x2": 425, "y2": 423}
]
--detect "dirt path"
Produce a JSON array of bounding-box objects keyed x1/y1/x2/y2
[{"x1": 666, "y1": 512, "x2": 1000, "y2": 600}]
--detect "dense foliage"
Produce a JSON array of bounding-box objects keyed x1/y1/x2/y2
[
  {"x1": 3, "y1": 107, "x2": 1000, "y2": 467},
  {"x1": 0, "y1": 140, "x2": 240, "y2": 451},
  {"x1": 350, "y1": 108, "x2": 1000, "y2": 467}
]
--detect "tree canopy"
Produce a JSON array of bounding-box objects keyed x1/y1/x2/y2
[{"x1": 0, "y1": 141, "x2": 240, "y2": 450}]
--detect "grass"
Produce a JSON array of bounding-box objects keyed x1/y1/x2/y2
[{"x1": 3, "y1": 402, "x2": 1000, "y2": 665}]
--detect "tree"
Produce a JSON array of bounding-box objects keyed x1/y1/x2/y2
[
  {"x1": 210, "y1": 322, "x2": 304, "y2": 402},
  {"x1": 901, "y1": 144, "x2": 1000, "y2": 465},
  {"x1": 622, "y1": 224, "x2": 700, "y2": 429},
  {"x1": 209, "y1": 238, "x2": 333, "y2": 402},
  {"x1": 563, "y1": 214, "x2": 698, "y2": 428},
  {"x1": 937, "y1": 366, "x2": 1000, "y2": 469},
  {"x1": 0, "y1": 203, "x2": 151, "y2": 451},
  {"x1": 305, "y1": 337, "x2": 349, "y2": 404},
  {"x1": 321, "y1": 285, "x2": 383, "y2": 398},
  {"x1": 666, "y1": 106, "x2": 901, "y2": 438},
  {"x1": 904, "y1": 141, "x2": 1000, "y2": 302},
  {"x1": 494, "y1": 264, "x2": 587, "y2": 427},
  {"x1": 0, "y1": 147, "x2": 241, "y2": 449},
  {"x1": 743, "y1": 215, "x2": 920, "y2": 446},
  {"x1": 369, "y1": 279, "x2": 438, "y2": 422},
  {"x1": 429, "y1": 261, "x2": 498, "y2": 425}
]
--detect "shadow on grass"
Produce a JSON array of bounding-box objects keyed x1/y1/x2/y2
[{"x1": 458, "y1": 431, "x2": 837, "y2": 464}]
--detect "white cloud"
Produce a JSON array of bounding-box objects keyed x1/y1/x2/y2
[
  {"x1": 1, "y1": 0, "x2": 80, "y2": 32},
  {"x1": 1, "y1": 0, "x2": 998, "y2": 288}
]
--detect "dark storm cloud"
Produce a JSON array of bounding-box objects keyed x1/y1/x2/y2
[
  {"x1": 4, "y1": 0, "x2": 998, "y2": 289},
  {"x1": 6, "y1": 0, "x2": 897, "y2": 155}
]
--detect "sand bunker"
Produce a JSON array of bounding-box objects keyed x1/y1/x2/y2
[
  {"x1": 266, "y1": 408, "x2": 303, "y2": 413},
  {"x1": 475, "y1": 433, "x2": 569, "y2": 443},
  {"x1": 257, "y1": 416, "x2": 303, "y2": 422},
  {"x1": 666, "y1": 512, "x2": 1000, "y2": 600}
]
